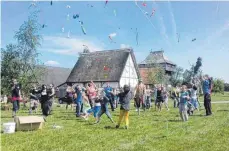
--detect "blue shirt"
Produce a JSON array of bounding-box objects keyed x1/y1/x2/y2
[
  {"x1": 203, "y1": 80, "x2": 210, "y2": 94},
  {"x1": 180, "y1": 91, "x2": 189, "y2": 105},
  {"x1": 104, "y1": 87, "x2": 112, "y2": 97},
  {"x1": 75, "y1": 90, "x2": 82, "y2": 103}
]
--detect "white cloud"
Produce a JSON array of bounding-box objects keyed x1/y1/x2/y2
[
  {"x1": 40, "y1": 36, "x2": 104, "y2": 55},
  {"x1": 45, "y1": 60, "x2": 60, "y2": 66},
  {"x1": 109, "y1": 33, "x2": 117, "y2": 37},
  {"x1": 120, "y1": 44, "x2": 131, "y2": 49}
]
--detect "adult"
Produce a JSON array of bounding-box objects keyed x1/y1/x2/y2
[
  {"x1": 153, "y1": 85, "x2": 157, "y2": 110},
  {"x1": 39, "y1": 84, "x2": 51, "y2": 121},
  {"x1": 202, "y1": 75, "x2": 212, "y2": 116},
  {"x1": 145, "y1": 85, "x2": 153, "y2": 109},
  {"x1": 74, "y1": 85, "x2": 83, "y2": 117},
  {"x1": 66, "y1": 83, "x2": 74, "y2": 110},
  {"x1": 171, "y1": 87, "x2": 179, "y2": 108},
  {"x1": 134, "y1": 79, "x2": 146, "y2": 115},
  {"x1": 156, "y1": 86, "x2": 163, "y2": 112},
  {"x1": 87, "y1": 81, "x2": 97, "y2": 108},
  {"x1": 48, "y1": 84, "x2": 55, "y2": 113},
  {"x1": 104, "y1": 83, "x2": 115, "y2": 111},
  {"x1": 162, "y1": 86, "x2": 169, "y2": 111},
  {"x1": 29, "y1": 85, "x2": 39, "y2": 114},
  {"x1": 11, "y1": 79, "x2": 22, "y2": 117}
]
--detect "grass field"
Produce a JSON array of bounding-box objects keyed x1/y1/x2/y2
[{"x1": 1, "y1": 93, "x2": 229, "y2": 151}]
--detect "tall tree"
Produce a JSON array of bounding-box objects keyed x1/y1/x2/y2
[
  {"x1": 212, "y1": 79, "x2": 224, "y2": 94},
  {"x1": 170, "y1": 66, "x2": 184, "y2": 87},
  {"x1": 147, "y1": 64, "x2": 166, "y2": 85},
  {"x1": 1, "y1": 11, "x2": 44, "y2": 95}
]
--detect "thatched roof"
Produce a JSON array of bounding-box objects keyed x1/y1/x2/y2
[
  {"x1": 139, "y1": 50, "x2": 175, "y2": 65},
  {"x1": 66, "y1": 48, "x2": 140, "y2": 83},
  {"x1": 40, "y1": 66, "x2": 72, "y2": 87}
]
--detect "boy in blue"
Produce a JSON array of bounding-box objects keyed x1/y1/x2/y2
[
  {"x1": 179, "y1": 84, "x2": 190, "y2": 122},
  {"x1": 104, "y1": 83, "x2": 115, "y2": 111},
  {"x1": 202, "y1": 75, "x2": 212, "y2": 116}
]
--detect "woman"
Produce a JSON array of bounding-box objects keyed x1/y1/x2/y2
[
  {"x1": 156, "y1": 86, "x2": 163, "y2": 112},
  {"x1": 66, "y1": 83, "x2": 75, "y2": 110},
  {"x1": 29, "y1": 85, "x2": 39, "y2": 114},
  {"x1": 11, "y1": 79, "x2": 21, "y2": 117},
  {"x1": 87, "y1": 81, "x2": 97, "y2": 108},
  {"x1": 39, "y1": 84, "x2": 51, "y2": 121}
]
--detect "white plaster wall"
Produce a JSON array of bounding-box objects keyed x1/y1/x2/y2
[{"x1": 119, "y1": 54, "x2": 138, "y2": 88}]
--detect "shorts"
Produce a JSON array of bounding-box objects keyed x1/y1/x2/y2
[
  {"x1": 156, "y1": 98, "x2": 163, "y2": 103},
  {"x1": 30, "y1": 99, "x2": 39, "y2": 108}
]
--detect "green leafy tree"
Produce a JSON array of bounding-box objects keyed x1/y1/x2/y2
[
  {"x1": 212, "y1": 79, "x2": 225, "y2": 94},
  {"x1": 147, "y1": 64, "x2": 167, "y2": 85},
  {"x1": 1, "y1": 11, "x2": 44, "y2": 95},
  {"x1": 170, "y1": 66, "x2": 184, "y2": 87}
]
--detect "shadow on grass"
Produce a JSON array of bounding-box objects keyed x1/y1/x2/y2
[
  {"x1": 217, "y1": 110, "x2": 229, "y2": 112},
  {"x1": 191, "y1": 114, "x2": 205, "y2": 117},
  {"x1": 168, "y1": 119, "x2": 181, "y2": 122}
]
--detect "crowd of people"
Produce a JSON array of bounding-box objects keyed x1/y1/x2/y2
[{"x1": 6, "y1": 74, "x2": 213, "y2": 129}]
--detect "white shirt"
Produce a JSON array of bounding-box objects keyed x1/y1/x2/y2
[{"x1": 191, "y1": 89, "x2": 197, "y2": 99}]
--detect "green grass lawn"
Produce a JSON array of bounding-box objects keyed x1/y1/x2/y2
[{"x1": 1, "y1": 93, "x2": 229, "y2": 151}]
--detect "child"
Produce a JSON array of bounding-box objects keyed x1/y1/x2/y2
[
  {"x1": 95, "y1": 90, "x2": 115, "y2": 124},
  {"x1": 81, "y1": 94, "x2": 93, "y2": 120},
  {"x1": 115, "y1": 85, "x2": 133, "y2": 129},
  {"x1": 191, "y1": 85, "x2": 199, "y2": 111},
  {"x1": 162, "y1": 87, "x2": 169, "y2": 111},
  {"x1": 179, "y1": 84, "x2": 190, "y2": 122}
]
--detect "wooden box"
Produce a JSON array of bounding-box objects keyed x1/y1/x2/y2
[{"x1": 14, "y1": 116, "x2": 44, "y2": 131}]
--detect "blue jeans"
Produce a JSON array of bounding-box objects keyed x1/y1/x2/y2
[
  {"x1": 191, "y1": 98, "x2": 198, "y2": 109},
  {"x1": 12, "y1": 100, "x2": 20, "y2": 111},
  {"x1": 76, "y1": 101, "x2": 82, "y2": 117},
  {"x1": 98, "y1": 102, "x2": 112, "y2": 119},
  {"x1": 94, "y1": 106, "x2": 101, "y2": 118},
  {"x1": 146, "y1": 96, "x2": 151, "y2": 109}
]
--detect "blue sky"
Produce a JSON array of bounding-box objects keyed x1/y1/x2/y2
[{"x1": 1, "y1": 1, "x2": 229, "y2": 82}]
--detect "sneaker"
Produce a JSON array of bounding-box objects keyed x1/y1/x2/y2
[{"x1": 116, "y1": 125, "x2": 120, "y2": 129}]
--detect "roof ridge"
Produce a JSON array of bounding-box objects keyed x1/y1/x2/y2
[{"x1": 86, "y1": 48, "x2": 133, "y2": 54}]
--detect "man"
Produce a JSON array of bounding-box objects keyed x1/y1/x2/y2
[
  {"x1": 202, "y1": 75, "x2": 212, "y2": 116},
  {"x1": 11, "y1": 79, "x2": 22, "y2": 117},
  {"x1": 104, "y1": 82, "x2": 115, "y2": 111},
  {"x1": 134, "y1": 79, "x2": 146, "y2": 115}
]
